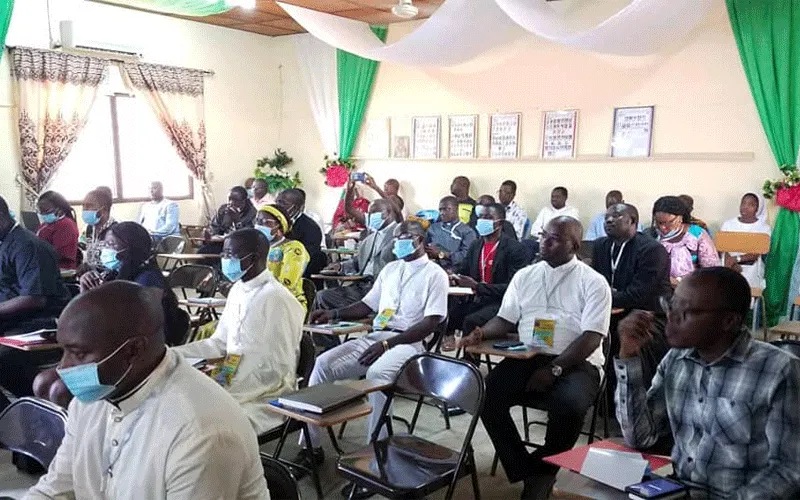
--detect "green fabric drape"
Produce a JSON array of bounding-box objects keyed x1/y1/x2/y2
[
  {"x1": 0, "y1": 0, "x2": 13, "y2": 63},
  {"x1": 102, "y1": 0, "x2": 230, "y2": 16},
  {"x1": 727, "y1": 0, "x2": 800, "y2": 326},
  {"x1": 337, "y1": 26, "x2": 387, "y2": 160}
]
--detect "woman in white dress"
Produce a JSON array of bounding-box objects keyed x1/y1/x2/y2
[{"x1": 720, "y1": 192, "x2": 771, "y2": 288}]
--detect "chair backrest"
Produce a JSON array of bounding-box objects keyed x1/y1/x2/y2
[
  {"x1": 422, "y1": 318, "x2": 448, "y2": 352},
  {"x1": 520, "y1": 238, "x2": 539, "y2": 265},
  {"x1": 168, "y1": 264, "x2": 218, "y2": 296},
  {"x1": 20, "y1": 211, "x2": 40, "y2": 232},
  {"x1": 393, "y1": 353, "x2": 485, "y2": 416},
  {"x1": 156, "y1": 235, "x2": 186, "y2": 254},
  {"x1": 0, "y1": 397, "x2": 68, "y2": 469},
  {"x1": 261, "y1": 454, "x2": 301, "y2": 500},
  {"x1": 301, "y1": 279, "x2": 316, "y2": 321},
  {"x1": 297, "y1": 332, "x2": 316, "y2": 389},
  {"x1": 771, "y1": 340, "x2": 800, "y2": 358},
  {"x1": 714, "y1": 231, "x2": 770, "y2": 254}
]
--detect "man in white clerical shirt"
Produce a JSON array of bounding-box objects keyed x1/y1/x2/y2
[
  {"x1": 173, "y1": 228, "x2": 305, "y2": 434},
  {"x1": 25, "y1": 281, "x2": 269, "y2": 500},
  {"x1": 530, "y1": 186, "x2": 580, "y2": 239},
  {"x1": 137, "y1": 181, "x2": 180, "y2": 242}
]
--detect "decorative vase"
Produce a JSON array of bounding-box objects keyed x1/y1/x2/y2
[
  {"x1": 776, "y1": 185, "x2": 800, "y2": 212},
  {"x1": 325, "y1": 164, "x2": 349, "y2": 187}
]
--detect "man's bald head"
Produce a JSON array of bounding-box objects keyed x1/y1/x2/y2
[
  {"x1": 540, "y1": 216, "x2": 582, "y2": 266},
  {"x1": 227, "y1": 228, "x2": 269, "y2": 257}
]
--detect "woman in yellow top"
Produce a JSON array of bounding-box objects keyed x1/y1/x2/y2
[{"x1": 255, "y1": 204, "x2": 310, "y2": 312}]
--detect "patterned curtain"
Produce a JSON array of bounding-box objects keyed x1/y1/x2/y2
[
  {"x1": 10, "y1": 47, "x2": 108, "y2": 205},
  {"x1": 123, "y1": 62, "x2": 213, "y2": 221}
]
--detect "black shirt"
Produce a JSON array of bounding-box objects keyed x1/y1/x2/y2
[
  {"x1": 288, "y1": 214, "x2": 326, "y2": 276},
  {"x1": 209, "y1": 202, "x2": 257, "y2": 236}
]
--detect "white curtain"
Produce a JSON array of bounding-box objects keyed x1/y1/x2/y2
[
  {"x1": 279, "y1": 0, "x2": 714, "y2": 66},
  {"x1": 292, "y1": 34, "x2": 340, "y2": 157}
]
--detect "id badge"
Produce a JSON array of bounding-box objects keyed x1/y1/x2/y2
[
  {"x1": 532, "y1": 315, "x2": 557, "y2": 348},
  {"x1": 211, "y1": 353, "x2": 242, "y2": 387},
  {"x1": 374, "y1": 308, "x2": 395, "y2": 330},
  {"x1": 268, "y1": 248, "x2": 283, "y2": 263}
]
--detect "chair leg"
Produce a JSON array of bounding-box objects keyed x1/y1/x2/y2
[
  {"x1": 587, "y1": 400, "x2": 599, "y2": 445},
  {"x1": 470, "y1": 452, "x2": 482, "y2": 500},
  {"x1": 441, "y1": 402, "x2": 451, "y2": 430},
  {"x1": 409, "y1": 396, "x2": 425, "y2": 434},
  {"x1": 301, "y1": 423, "x2": 324, "y2": 500},
  {"x1": 338, "y1": 421, "x2": 348, "y2": 439},
  {"x1": 522, "y1": 406, "x2": 530, "y2": 441},
  {"x1": 272, "y1": 420, "x2": 292, "y2": 459},
  {"x1": 490, "y1": 452, "x2": 499, "y2": 476}
]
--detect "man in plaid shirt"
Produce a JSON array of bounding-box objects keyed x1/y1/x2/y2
[{"x1": 615, "y1": 267, "x2": 800, "y2": 499}]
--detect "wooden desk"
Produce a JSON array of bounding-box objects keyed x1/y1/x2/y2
[
  {"x1": 465, "y1": 337, "x2": 538, "y2": 360},
  {"x1": 158, "y1": 253, "x2": 220, "y2": 260},
  {"x1": 769, "y1": 321, "x2": 800, "y2": 340},
  {"x1": 178, "y1": 298, "x2": 227, "y2": 308},
  {"x1": 323, "y1": 248, "x2": 358, "y2": 255},
  {"x1": 303, "y1": 322, "x2": 370, "y2": 342}
]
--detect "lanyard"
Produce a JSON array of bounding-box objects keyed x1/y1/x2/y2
[
  {"x1": 480, "y1": 241, "x2": 499, "y2": 283},
  {"x1": 610, "y1": 240, "x2": 628, "y2": 285},
  {"x1": 543, "y1": 264, "x2": 578, "y2": 308},
  {"x1": 443, "y1": 222, "x2": 463, "y2": 241}
]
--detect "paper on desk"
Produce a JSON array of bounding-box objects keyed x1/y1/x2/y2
[
  {"x1": 449, "y1": 287, "x2": 474, "y2": 295},
  {"x1": 580, "y1": 447, "x2": 648, "y2": 491},
  {"x1": 6, "y1": 329, "x2": 56, "y2": 341}
]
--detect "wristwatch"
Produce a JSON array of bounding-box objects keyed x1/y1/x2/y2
[
  {"x1": 736, "y1": 255, "x2": 742, "y2": 263},
  {"x1": 438, "y1": 251, "x2": 446, "y2": 260},
  {"x1": 550, "y1": 364, "x2": 563, "y2": 378}
]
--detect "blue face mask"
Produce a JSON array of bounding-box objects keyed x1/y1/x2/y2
[
  {"x1": 474, "y1": 205, "x2": 487, "y2": 217},
  {"x1": 82, "y1": 210, "x2": 100, "y2": 226},
  {"x1": 367, "y1": 212, "x2": 384, "y2": 232},
  {"x1": 476, "y1": 218, "x2": 497, "y2": 237},
  {"x1": 247, "y1": 188, "x2": 255, "y2": 198},
  {"x1": 100, "y1": 248, "x2": 122, "y2": 271},
  {"x1": 56, "y1": 339, "x2": 134, "y2": 403},
  {"x1": 255, "y1": 224, "x2": 275, "y2": 241},
  {"x1": 658, "y1": 226, "x2": 682, "y2": 241},
  {"x1": 8, "y1": 210, "x2": 15, "y2": 222},
  {"x1": 393, "y1": 239, "x2": 418, "y2": 259},
  {"x1": 221, "y1": 253, "x2": 253, "y2": 282},
  {"x1": 38, "y1": 212, "x2": 60, "y2": 225}
]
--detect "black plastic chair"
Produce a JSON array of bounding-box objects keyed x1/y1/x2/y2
[
  {"x1": 771, "y1": 339, "x2": 800, "y2": 358},
  {"x1": 337, "y1": 353, "x2": 485, "y2": 500},
  {"x1": 0, "y1": 397, "x2": 68, "y2": 469},
  {"x1": 261, "y1": 454, "x2": 301, "y2": 500},
  {"x1": 156, "y1": 235, "x2": 186, "y2": 254}
]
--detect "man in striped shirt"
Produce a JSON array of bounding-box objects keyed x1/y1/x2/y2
[{"x1": 615, "y1": 267, "x2": 800, "y2": 499}]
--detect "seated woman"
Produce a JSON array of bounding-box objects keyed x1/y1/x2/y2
[
  {"x1": 36, "y1": 190, "x2": 79, "y2": 270},
  {"x1": 255, "y1": 204, "x2": 310, "y2": 312},
  {"x1": 720, "y1": 192, "x2": 771, "y2": 288},
  {"x1": 650, "y1": 196, "x2": 718, "y2": 286}
]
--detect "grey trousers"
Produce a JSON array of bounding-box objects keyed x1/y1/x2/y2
[{"x1": 311, "y1": 280, "x2": 373, "y2": 350}]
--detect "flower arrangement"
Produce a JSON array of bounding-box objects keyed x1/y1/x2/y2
[
  {"x1": 764, "y1": 165, "x2": 800, "y2": 212},
  {"x1": 320, "y1": 156, "x2": 356, "y2": 187},
  {"x1": 254, "y1": 149, "x2": 301, "y2": 193}
]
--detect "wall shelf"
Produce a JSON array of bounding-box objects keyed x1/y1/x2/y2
[{"x1": 351, "y1": 152, "x2": 755, "y2": 163}]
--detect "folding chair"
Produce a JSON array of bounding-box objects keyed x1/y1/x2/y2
[
  {"x1": 261, "y1": 454, "x2": 301, "y2": 500},
  {"x1": 0, "y1": 397, "x2": 68, "y2": 470},
  {"x1": 337, "y1": 354, "x2": 485, "y2": 500},
  {"x1": 302, "y1": 278, "x2": 316, "y2": 323},
  {"x1": 168, "y1": 264, "x2": 219, "y2": 339},
  {"x1": 714, "y1": 231, "x2": 770, "y2": 334}
]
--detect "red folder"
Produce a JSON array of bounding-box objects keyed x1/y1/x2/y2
[{"x1": 544, "y1": 440, "x2": 671, "y2": 473}]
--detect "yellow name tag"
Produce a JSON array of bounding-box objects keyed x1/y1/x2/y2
[
  {"x1": 374, "y1": 308, "x2": 396, "y2": 330},
  {"x1": 533, "y1": 318, "x2": 556, "y2": 348},
  {"x1": 211, "y1": 353, "x2": 242, "y2": 387}
]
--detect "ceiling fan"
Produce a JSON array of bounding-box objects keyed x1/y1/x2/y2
[{"x1": 391, "y1": 0, "x2": 419, "y2": 19}]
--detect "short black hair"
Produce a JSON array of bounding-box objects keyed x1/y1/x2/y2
[
  {"x1": 621, "y1": 203, "x2": 639, "y2": 226},
  {"x1": 279, "y1": 188, "x2": 304, "y2": 206},
  {"x1": 0, "y1": 196, "x2": 9, "y2": 218},
  {"x1": 690, "y1": 267, "x2": 751, "y2": 318},
  {"x1": 501, "y1": 180, "x2": 517, "y2": 192},
  {"x1": 227, "y1": 228, "x2": 269, "y2": 257},
  {"x1": 439, "y1": 195, "x2": 458, "y2": 207},
  {"x1": 230, "y1": 186, "x2": 248, "y2": 199},
  {"x1": 296, "y1": 188, "x2": 307, "y2": 202},
  {"x1": 652, "y1": 196, "x2": 690, "y2": 223},
  {"x1": 89, "y1": 188, "x2": 113, "y2": 210},
  {"x1": 487, "y1": 203, "x2": 506, "y2": 220},
  {"x1": 478, "y1": 194, "x2": 496, "y2": 204},
  {"x1": 553, "y1": 186, "x2": 568, "y2": 198}
]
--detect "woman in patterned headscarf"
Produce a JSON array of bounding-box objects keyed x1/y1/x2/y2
[{"x1": 255, "y1": 204, "x2": 310, "y2": 312}]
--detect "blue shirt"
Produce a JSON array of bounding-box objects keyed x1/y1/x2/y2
[
  {"x1": 424, "y1": 221, "x2": 477, "y2": 269},
  {"x1": 586, "y1": 212, "x2": 644, "y2": 240},
  {"x1": 138, "y1": 199, "x2": 180, "y2": 238}
]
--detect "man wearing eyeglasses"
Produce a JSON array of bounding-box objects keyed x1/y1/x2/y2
[{"x1": 616, "y1": 267, "x2": 800, "y2": 499}]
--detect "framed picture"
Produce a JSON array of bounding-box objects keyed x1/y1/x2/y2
[
  {"x1": 412, "y1": 116, "x2": 441, "y2": 159},
  {"x1": 541, "y1": 109, "x2": 578, "y2": 159},
  {"x1": 363, "y1": 117, "x2": 391, "y2": 158},
  {"x1": 448, "y1": 114, "x2": 478, "y2": 158},
  {"x1": 489, "y1": 112, "x2": 521, "y2": 159},
  {"x1": 392, "y1": 135, "x2": 410, "y2": 158},
  {"x1": 611, "y1": 106, "x2": 654, "y2": 157}
]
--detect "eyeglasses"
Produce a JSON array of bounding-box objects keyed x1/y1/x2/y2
[{"x1": 659, "y1": 296, "x2": 735, "y2": 322}]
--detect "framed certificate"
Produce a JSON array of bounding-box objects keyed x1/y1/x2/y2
[
  {"x1": 611, "y1": 106, "x2": 654, "y2": 157},
  {"x1": 489, "y1": 112, "x2": 521, "y2": 159},
  {"x1": 448, "y1": 115, "x2": 478, "y2": 158},
  {"x1": 363, "y1": 117, "x2": 391, "y2": 158},
  {"x1": 541, "y1": 110, "x2": 578, "y2": 159},
  {"x1": 412, "y1": 116, "x2": 441, "y2": 159}
]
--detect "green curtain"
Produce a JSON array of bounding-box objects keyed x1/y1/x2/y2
[
  {"x1": 0, "y1": 0, "x2": 13, "y2": 63},
  {"x1": 103, "y1": 0, "x2": 230, "y2": 16},
  {"x1": 337, "y1": 26, "x2": 387, "y2": 160},
  {"x1": 727, "y1": 0, "x2": 800, "y2": 325}
]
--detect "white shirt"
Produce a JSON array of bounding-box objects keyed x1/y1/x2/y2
[
  {"x1": 251, "y1": 194, "x2": 275, "y2": 210},
  {"x1": 25, "y1": 350, "x2": 269, "y2": 500},
  {"x1": 505, "y1": 201, "x2": 529, "y2": 240},
  {"x1": 497, "y1": 257, "x2": 611, "y2": 369},
  {"x1": 137, "y1": 198, "x2": 180, "y2": 237},
  {"x1": 720, "y1": 217, "x2": 772, "y2": 288},
  {"x1": 362, "y1": 254, "x2": 449, "y2": 332},
  {"x1": 173, "y1": 269, "x2": 304, "y2": 434},
  {"x1": 530, "y1": 205, "x2": 580, "y2": 239}
]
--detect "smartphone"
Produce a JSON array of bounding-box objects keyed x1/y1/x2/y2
[
  {"x1": 493, "y1": 340, "x2": 524, "y2": 349},
  {"x1": 350, "y1": 172, "x2": 366, "y2": 182},
  {"x1": 625, "y1": 478, "x2": 687, "y2": 499}
]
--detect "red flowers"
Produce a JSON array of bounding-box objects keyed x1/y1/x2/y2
[{"x1": 325, "y1": 164, "x2": 349, "y2": 187}]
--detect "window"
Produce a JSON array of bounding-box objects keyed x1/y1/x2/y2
[{"x1": 49, "y1": 94, "x2": 193, "y2": 203}]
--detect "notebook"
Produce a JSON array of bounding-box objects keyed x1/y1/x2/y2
[
  {"x1": 0, "y1": 329, "x2": 58, "y2": 349},
  {"x1": 303, "y1": 321, "x2": 370, "y2": 336},
  {"x1": 277, "y1": 384, "x2": 364, "y2": 414}
]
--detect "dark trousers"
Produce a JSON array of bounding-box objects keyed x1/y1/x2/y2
[
  {"x1": 0, "y1": 347, "x2": 62, "y2": 412},
  {"x1": 447, "y1": 298, "x2": 500, "y2": 334},
  {"x1": 481, "y1": 355, "x2": 600, "y2": 483},
  {"x1": 311, "y1": 280, "x2": 373, "y2": 350}
]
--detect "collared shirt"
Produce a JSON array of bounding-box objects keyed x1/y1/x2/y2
[
  {"x1": 137, "y1": 199, "x2": 180, "y2": 238},
  {"x1": 173, "y1": 269, "x2": 304, "y2": 434},
  {"x1": 615, "y1": 332, "x2": 800, "y2": 499},
  {"x1": 25, "y1": 350, "x2": 269, "y2": 500},
  {"x1": 505, "y1": 201, "x2": 529, "y2": 240},
  {"x1": 362, "y1": 254, "x2": 449, "y2": 331},
  {"x1": 497, "y1": 257, "x2": 611, "y2": 368},
  {"x1": 530, "y1": 204, "x2": 580, "y2": 239},
  {"x1": 585, "y1": 212, "x2": 644, "y2": 241},
  {"x1": 425, "y1": 220, "x2": 477, "y2": 269}
]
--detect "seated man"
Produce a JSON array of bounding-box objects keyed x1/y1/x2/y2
[
  {"x1": 200, "y1": 186, "x2": 257, "y2": 255},
  {"x1": 474, "y1": 194, "x2": 518, "y2": 240},
  {"x1": 25, "y1": 281, "x2": 268, "y2": 499},
  {"x1": 424, "y1": 196, "x2": 477, "y2": 270},
  {"x1": 173, "y1": 229, "x2": 304, "y2": 434},
  {"x1": 299, "y1": 221, "x2": 448, "y2": 496},
  {"x1": 530, "y1": 186, "x2": 579, "y2": 239},
  {"x1": 449, "y1": 202, "x2": 527, "y2": 337},
  {"x1": 277, "y1": 188, "x2": 326, "y2": 277},
  {"x1": 616, "y1": 267, "x2": 800, "y2": 499},
  {"x1": 137, "y1": 181, "x2": 180, "y2": 243},
  {"x1": 250, "y1": 178, "x2": 274, "y2": 209},
  {"x1": 498, "y1": 180, "x2": 528, "y2": 240},
  {"x1": 451, "y1": 176, "x2": 477, "y2": 225},
  {"x1": 586, "y1": 190, "x2": 623, "y2": 241},
  {"x1": 460, "y1": 216, "x2": 611, "y2": 499}
]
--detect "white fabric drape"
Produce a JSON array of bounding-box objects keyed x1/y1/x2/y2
[
  {"x1": 292, "y1": 34, "x2": 340, "y2": 157},
  {"x1": 279, "y1": 0, "x2": 714, "y2": 65}
]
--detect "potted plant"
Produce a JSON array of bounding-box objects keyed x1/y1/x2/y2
[
  {"x1": 319, "y1": 156, "x2": 356, "y2": 187},
  {"x1": 763, "y1": 165, "x2": 800, "y2": 211},
  {"x1": 254, "y1": 149, "x2": 301, "y2": 193}
]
